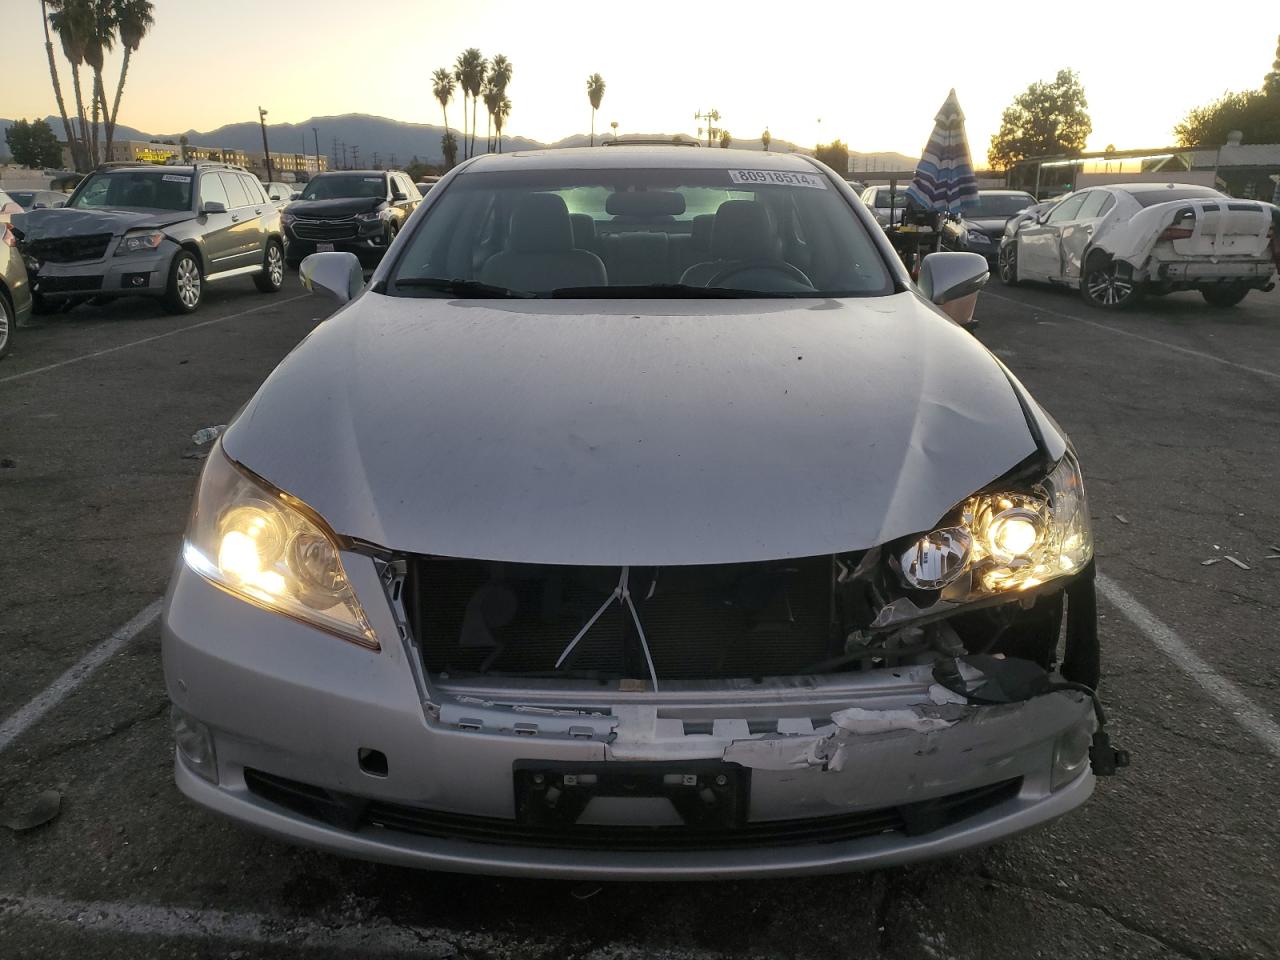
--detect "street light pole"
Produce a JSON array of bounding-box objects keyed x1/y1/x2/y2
[
  {"x1": 312, "y1": 127, "x2": 321, "y2": 172},
  {"x1": 258, "y1": 106, "x2": 274, "y2": 181}
]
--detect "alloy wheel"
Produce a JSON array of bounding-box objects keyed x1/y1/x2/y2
[
  {"x1": 0, "y1": 297, "x2": 10, "y2": 356},
  {"x1": 1084, "y1": 262, "x2": 1135, "y2": 307},
  {"x1": 177, "y1": 256, "x2": 201, "y2": 308},
  {"x1": 998, "y1": 244, "x2": 1018, "y2": 285},
  {"x1": 267, "y1": 244, "x2": 283, "y2": 287}
]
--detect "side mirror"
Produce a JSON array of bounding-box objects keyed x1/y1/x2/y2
[
  {"x1": 32, "y1": 202, "x2": 48, "y2": 210},
  {"x1": 202, "y1": 200, "x2": 227, "y2": 214},
  {"x1": 51, "y1": 200, "x2": 66, "y2": 208},
  {"x1": 391, "y1": 190, "x2": 408, "y2": 201},
  {"x1": 299, "y1": 251, "x2": 364, "y2": 305},
  {"x1": 917, "y1": 251, "x2": 989, "y2": 328}
]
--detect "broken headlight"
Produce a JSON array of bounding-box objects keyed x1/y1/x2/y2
[
  {"x1": 896, "y1": 453, "x2": 1091, "y2": 597},
  {"x1": 181, "y1": 445, "x2": 377, "y2": 648}
]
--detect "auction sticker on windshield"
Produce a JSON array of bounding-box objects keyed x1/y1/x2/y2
[{"x1": 728, "y1": 170, "x2": 826, "y2": 189}]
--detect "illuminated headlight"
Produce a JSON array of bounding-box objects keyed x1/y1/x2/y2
[
  {"x1": 115, "y1": 230, "x2": 165, "y2": 255},
  {"x1": 896, "y1": 453, "x2": 1092, "y2": 595},
  {"x1": 966, "y1": 229, "x2": 992, "y2": 245},
  {"x1": 181, "y1": 445, "x2": 377, "y2": 648},
  {"x1": 356, "y1": 208, "x2": 388, "y2": 222},
  {"x1": 281, "y1": 212, "x2": 296, "y2": 225}
]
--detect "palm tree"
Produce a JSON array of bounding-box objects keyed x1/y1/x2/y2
[
  {"x1": 48, "y1": 0, "x2": 95, "y2": 166},
  {"x1": 453, "y1": 48, "x2": 486, "y2": 159},
  {"x1": 494, "y1": 95, "x2": 511, "y2": 153},
  {"x1": 487, "y1": 54, "x2": 512, "y2": 153},
  {"x1": 483, "y1": 81, "x2": 500, "y2": 153},
  {"x1": 82, "y1": 0, "x2": 117, "y2": 166},
  {"x1": 104, "y1": 0, "x2": 153, "y2": 162},
  {"x1": 431, "y1": 67, "x2": 455, "y2": 166},
  {"x1": 761, "y1": 128, "x2": 771, "y2": 151},
  {"x1": 40, "y1": 0, "x2": 81, "y2": 170},
  {"x1": 441, "y1": 131, "x2": 458, "y2": 169},
  {"x1": 586, "y1": 73, "x2": 605, "y2": 146}
]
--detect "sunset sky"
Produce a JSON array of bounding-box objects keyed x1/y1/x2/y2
[{"x1": 4, "y1": 0, "x2": 1278, "y2": 164}]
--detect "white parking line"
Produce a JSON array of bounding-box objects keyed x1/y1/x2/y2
[
  {"x1": 0, "y1": 892, "x2": 737, "y2": 959},
  {"x1": 982, "y1": 290, "x2": 1280, "y2": 383},
  {"x1": 0, "y1": 599, "x2": 162, "y2": 756},
  {"x1": 1096, "y1": 573, "x2": 1280, "y2": 758},
  {"x1": 0, "y1": 293, "x2": 311, "y2": 386}
]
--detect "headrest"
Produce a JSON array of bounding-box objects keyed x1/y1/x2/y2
[
  {"x1": 569, "y1": 213, "x2": 596, "y2": 249},
  {"x1": 606, "y1": 191, "x2": 686, "y2": 217},
  {"x1": 509, "y1": 193, "x2": 574, "y2": 253},
  {"x1": 689, "y1": 214, "x2": 715, "y2": 250},
  {"x1": 711, "y1": 200, "x2": 775, "y2": 261}
]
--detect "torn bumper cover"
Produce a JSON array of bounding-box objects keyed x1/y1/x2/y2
[{"x1": 163, "y1": 559, "x2": 1101, "y2": 880}]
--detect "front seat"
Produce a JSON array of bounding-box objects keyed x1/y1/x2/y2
[
  {"x1": 680, "y1": 200, "x2": 782, "y2": 287},
  {"x1": 480, "y1": 194, "x2": 607, "y2": 292}
]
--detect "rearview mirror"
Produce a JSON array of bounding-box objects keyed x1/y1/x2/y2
[
  {"x1": 202, "y1": 200, "x2": 227, "y2": 214},
  {"x1": 917, "y1": 251, "x2": 989, "y2": 328},
  {"x1": 299, "y1": 251, "x2": 364, "y2": 305}
]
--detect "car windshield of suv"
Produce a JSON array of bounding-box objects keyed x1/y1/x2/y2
[
  {"x1": 69, "y1": 170, "x2": 194, "y2": 211},
  {"x1": 299, "y1": 175, "x2": 387, "y2": 200},
  {"x1": 872, "y1": 189, "x2": 910, "y2": 208},
  {"x1": 965, "y1": 194, "x2": 1037, "y2": 218},
  {"x1": 388, "y1": 166, "x2": 894, "y2": 298},
  {"x1": 1124, "y1": 186, "x2": 1224, "y2": 208}
]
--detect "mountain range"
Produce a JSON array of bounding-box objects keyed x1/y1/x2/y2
[{"x1": 1, "y1": 112, "x2": 919, "y2": 171}]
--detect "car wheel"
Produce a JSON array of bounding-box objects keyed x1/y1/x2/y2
[
  {"x1": 386, "y1": 220, "x2": 399, "y2": 246},
  {"x1": 162, "y1": 250, "x2": 203, "y2": 314},
  {"x1": 997, "y1": 243, "x2": 1019, "y2": 286},
  {"x1": 0, "y1": 289, "x2": 13, "y2": 360},
  {"x1": 1201, "y1": 283, "x2": 1249, "y2": 308},
  {"x1": 253, "y1": 241, "x2": 285, "y2": 293},
  {"x1": 1081, "y1": 255, "x2": 1141, "y2": 310}
]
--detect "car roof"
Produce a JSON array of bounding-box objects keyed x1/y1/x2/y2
[
  {"x1": 977, "y1": 189, "x2": 1035, "y2": 196},
  {"x1": 462, "y1": 146, "x2": 823, "y2": 173},
  {"x1": 315, "y1": 169, "x2": 390, "y2": 176},
  {"x1": 1096, "y1": 182, "x2": 1219, "y2": 194}
]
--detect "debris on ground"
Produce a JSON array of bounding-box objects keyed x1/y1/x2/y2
[
  {"x1": 0, "y1": 458, "x2": 15, "y2": 469},
  {"x1": 191, "y1": 424, "x2": 228, "y2": 446},
  {"x1": 1224, "y1": 556, "x2": 1251, "y2": 570},
  {"x1": 1201, "y1": 558, "x2": 1223, "y2": 566},
  {"x1": 1265, "y1": 555, "x2": 1280, "y2": 561},
  {"x1": 1, "y1": 790, "x2": 62, "y2": 832},
  {"x1": 1114, "y1": 514, "x2": 1130, "y2": 524},
  {"x1": 570, "y1": 883, "x2": 604, "y2": 901},
  {"x1": 181, "y1": 449, "x2": 210, "y2": 461}
]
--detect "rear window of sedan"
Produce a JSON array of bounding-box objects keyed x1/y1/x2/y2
[
  {"x1": 1124, "y1": 186, "x2": 1224, "y2": 208},
  {"x1": 387, "y1": 166, "x2": 894, "y2": 298}
]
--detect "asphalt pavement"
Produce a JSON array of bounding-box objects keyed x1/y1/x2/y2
[{"x1": 1, "y1": 274, "x2": 1278, "y2": 960}]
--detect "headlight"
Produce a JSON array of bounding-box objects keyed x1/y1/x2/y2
[
  {"x1": 896, "y1": 453, "x2": 1092, "y2": 597},
  {"x1": 966, "y1": 229, "x2": 991, "y2": 245},
  {"x1": 281, "y1": 212, "x2": 295, "y2": 225},
  {"x1": 356, "y1": 208, "x2": 388, "y2": 222},
  {"x1": 115, "y1": 230, "x2": 165, "y2": 256},
  {"x1": 181, "y1": 446, "x2": 377, "y2": 648}
]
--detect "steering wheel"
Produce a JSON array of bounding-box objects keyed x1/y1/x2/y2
[{"x1": 706, "y1": 260, "x2": 815, "y2": 289}]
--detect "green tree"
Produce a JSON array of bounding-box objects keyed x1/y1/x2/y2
[
  {"x1": 47, "y1": 0, "x2": 96, "y2": 167},
  {"x1": 5, "y1": 118, "x2": 64, "y2": 167},
  {"x1": 40, "y1": 0, "x2": 81, "y2": 170},
  {"x1": 487, "y1": 54, "x2": 512, "y2": 152},
  {"x1": 431, "y1": 67, "x2": 456, "y2": 166},
  {"x1": 988, "y1": 69, "x2": 1092, "y2": 172},
  {"x1": 719, "y1": 129, "x2": 732, "y2": 148},
  {"x1": 453, "y1": 49, "x2": 486, "y2": 160},
  {"x1": 1174, "y1": 90, "x2": 1280, "y2": 146},
  {"x1": 441, "y1": 131, "x2": 458, "y2": 169},
  {"x1": 761, "y1": 128, "x2": 771, "y2": 151},
  {"x1": 586, "y1": 73, "x2": 606, "y2": 146},
  {"x1": 103, "y1": 0, "x2": 155, "y2": 162},
  {"x1": 815, "y1": 139, "x2": 848, "y2": 171},
  {"x1": 483, "y1": 81, "x2": 499, "y2": 154},
  {"x1": 1265, "y1": 34, "x2": 1280, "y2": 97},
  {"x1": 493, "y1": 94, "x2": 511, "y2": 153}
]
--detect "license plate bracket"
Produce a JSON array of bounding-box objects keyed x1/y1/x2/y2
[
  {"x1": 514, "y1": 760, "x2": 750, "y2": 830},
  {"x1": 316, "y1": 242, "x2": 335, "y2": 252}
]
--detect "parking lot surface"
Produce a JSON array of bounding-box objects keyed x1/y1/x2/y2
[{"x1": 2, "y1": 276, "x2": 1278, "y2": 959}]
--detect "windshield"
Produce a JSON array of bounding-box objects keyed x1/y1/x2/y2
[
  {"x1": 871, "y1": 189, "x2": 910, "y2": 208},
  {"x1": 387, "y1": 167, "x2": 893, "y2": 298},
  {"x1": 965, "y1": 194, "x2": 1037, "y2": 218},
  {"x1": 69, "y1": 170, "x2": 194, "y2": 211},
  {"x1": 9, "y1": 191, "x2": 36, "y2": 207},
  {"x1": 299, "y1": 175, "x2": 387, "y2": 200},
  {"x1": 1125, "y1": 186, "x2": 1224, "y2": 208}
]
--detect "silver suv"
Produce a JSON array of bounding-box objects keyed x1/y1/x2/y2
[{"x1": 15, "y1": 162, "x2": 285, "y2": 315}]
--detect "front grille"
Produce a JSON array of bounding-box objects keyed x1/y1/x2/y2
[
  {"x1": 243, "y1": 768, "x2": 1023, "y2": 852},
  {"x1": 292, "y1": 219, "x2": 358, "y2": 240},
  {"x1": 407, "y1": 557, "x2": 842, "y2": 681},
  {"x1": 34, "y1": 274, "x2": 103, "y2": 293},
  {"x1": 25, "y1": 233, "x2": 113, "y2": 263}
]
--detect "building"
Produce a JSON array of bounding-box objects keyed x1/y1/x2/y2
[
  {"x1": 245, "y1": 151, "x2": 328, "y2": 182},
  {"x1": 1006, "y1": 140, "x2": 1280, "y2": 200},
  {"x1": 57, "y1": 139, "x2": 327, "y2": 182}
]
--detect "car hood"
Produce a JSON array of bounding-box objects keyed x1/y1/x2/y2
[
  {"x1": 962, "y1": 217, "x2": 1012, "y2": 237},
  {"x1": 286, "y1": 197, "x2": 384, "y2": 219},
  {"x1": 223, "y1": 292, "x2": 1040, "y2": 565},
  {"x1": 13, "y1": 206, "x2": 194, "y2": 239}
]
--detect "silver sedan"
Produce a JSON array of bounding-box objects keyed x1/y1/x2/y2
[{"x1": 162, "y1": 147, "x2": 1123, "y2": 879}]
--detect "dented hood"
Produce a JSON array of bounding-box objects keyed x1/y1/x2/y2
[
  {"x1": 14, "y1": 206, "x2": 194, "y2": 240},
  {"x1": 223, "y1": 292, "x2": 1039, "y2": 565}
]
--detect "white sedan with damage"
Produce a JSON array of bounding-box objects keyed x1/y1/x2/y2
[
  {"x1": 997, "y1": 182, "x2": 1280, "y2": 309},
  {"x1": 161, "y1": 147, "x2": 1126, "y2": 879}
]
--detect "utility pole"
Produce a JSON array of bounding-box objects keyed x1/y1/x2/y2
[
  {"x1": 332, "y1": 137, "x2": 338, "y2": 169},
  {"x1": 351, "y1": 145, "x2": 361, "y2": 168},
  {"x1": 341, "y1": 142, "x2": 348, "y2": 169},
  {"x1": 258, "y1": 106, "x2": 273, "y2": 181},
  {"x1": 694, "y1": 109, "x2": 720, "y2": 148},
  {"x1": 312, "y1": 126, "x2": 320, "y2": 169},
  {"x1": 372, "y1": 151, "x2": 381, "y2": 170}
]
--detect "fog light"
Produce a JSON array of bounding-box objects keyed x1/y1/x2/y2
[
  {"x1": 171, "y1": 706, "x2": 218, "y2": 783},
  {"x1": 1051, "y1": 723, "x2": 1093, "y2": 790}
]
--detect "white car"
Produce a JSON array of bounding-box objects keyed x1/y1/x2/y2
[{"x1": 997, "y1": 182, "x2": 1280, "y2": 309}]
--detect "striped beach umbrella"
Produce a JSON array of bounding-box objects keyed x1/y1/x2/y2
[{"x1": 905, "y1": 89, "x2": 979, "y2": 215}]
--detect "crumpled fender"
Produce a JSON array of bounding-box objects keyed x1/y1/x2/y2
[{"x1": 1093, "y1": 198, "x2": 1278, "y2": 276}]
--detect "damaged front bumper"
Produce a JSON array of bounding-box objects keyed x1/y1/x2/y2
[
  {"x1": 26, "y1": 243, "x2": 175, "y2": 300},
  {"x1": 162, "y1": 555, "x2": 1100, "y2": 879}
]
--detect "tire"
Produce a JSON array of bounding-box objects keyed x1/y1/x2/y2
[
  {"x1": 1201, "y1": 284, "x2": 1249, "y2": 308},
  {"x1": 253, "y1": 241, "x2": 285, "y2": 293},
  {"x1": 0, "y1": 289, "x2": 13, "y2": 360},
  {"x1": 997, "y1": 242, "x2": 1020, "y2": 286},
  {"x1": 1081, "y1": 255, "x2": 1142, "y2": 310},
  {"x1": 162, "y1": 250, "x2": 203, "y2": 314}
]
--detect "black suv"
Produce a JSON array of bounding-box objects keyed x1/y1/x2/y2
[{"x1": 281, "y1": 170, "x2": 421, "y2": 268}]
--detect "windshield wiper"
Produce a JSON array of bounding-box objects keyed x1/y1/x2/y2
[
  {"x1": 393, "y1": 277, "x2": 534, "y2": 298},
  {"x1": 550, "y1": 283, "x2": 805, "y2": 299}
]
